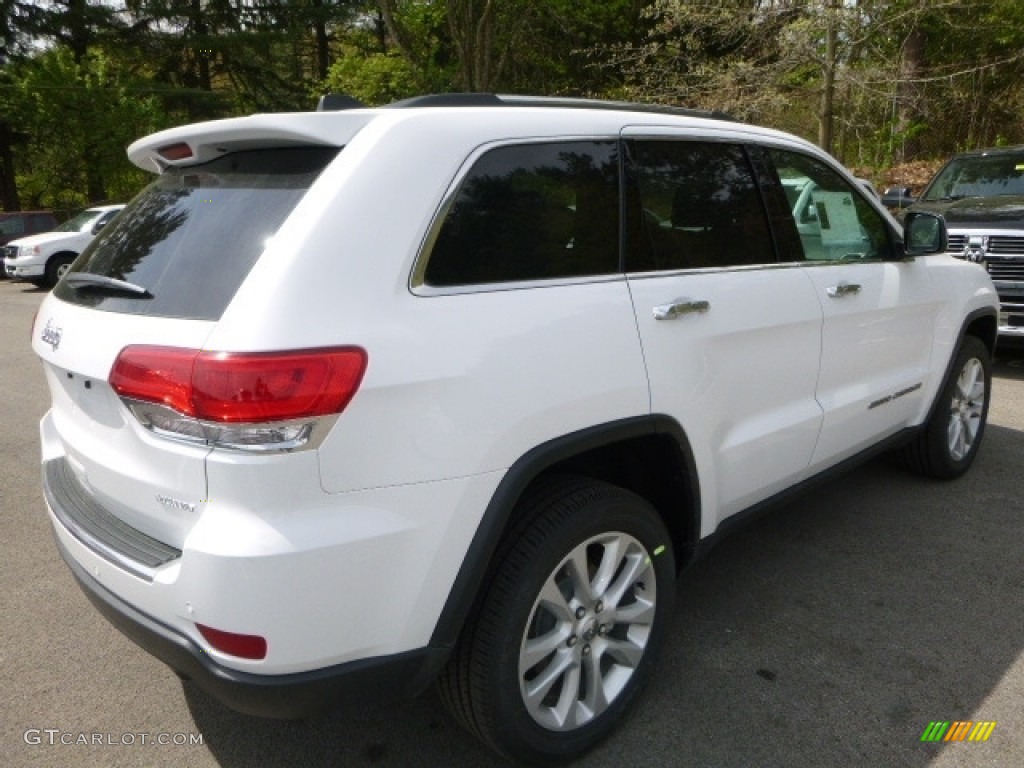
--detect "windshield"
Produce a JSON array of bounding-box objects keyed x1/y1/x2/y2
[
  {"x1": 54, "y1": 147, "x2": 339, "y2": 320},
  {"x1": 922, "y1": 152, "x2": 1024, "y2": 200},
  {"x1": 55, "y1": 209, "x2": 105, "y2": 233}
]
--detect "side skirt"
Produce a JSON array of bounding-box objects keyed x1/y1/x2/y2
[{"x1": 688, "y1": 427, "x2": 917, "y2": 565}]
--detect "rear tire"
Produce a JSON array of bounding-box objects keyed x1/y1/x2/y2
[
  {"x1": 901, "y1": 335, "x2": 991, "y2": 479},
  {"x1": 438, "y1": 476, "x2": 675, "y2": 765}
]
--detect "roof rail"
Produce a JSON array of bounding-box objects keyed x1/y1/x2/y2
[
  {"x1": 381, "y1": 92, "x2": 735, "y2": 122},
  {"x1": 384, "y1": 93, "x2": 505, "y2": 109},
  {"x1": 317, "y1": 94, "x2": 367, "y2": 112}
]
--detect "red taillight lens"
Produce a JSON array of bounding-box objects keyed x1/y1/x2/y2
[
  {"x1": 110, "y1": 345, "x2": 367, "y2": 423},
  {"x1": 192, "y1": 349, "x2": 367, "y2": 422},
  {"x1": 196, "y1": 623, "x2": 267, "y2": 660},
  {"x1": 109, "y1": 346, "x2": 197, "y2": 414}
]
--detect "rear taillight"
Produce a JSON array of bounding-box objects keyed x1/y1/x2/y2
[{"x1": 109, "y1": 345, "x2": 367, "y2": 451}]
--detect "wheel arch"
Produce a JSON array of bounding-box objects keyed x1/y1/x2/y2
[
  {"x1": 427, "y1": 415, "x2": 701, "y2": 655},
  {"x1": 47, "y1": 249, "x2": 79, "y2": 265},
  {"x1": 922, "y1": 306, "x2": 997, "y2": 426},
  {"x1": 963, "y1": 308, "x2": 997, "y2": 358}
]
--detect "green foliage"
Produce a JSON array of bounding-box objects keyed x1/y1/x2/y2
[
  {"x1": 5, "y1": 0, "x2": 1024, "y2": 211},
  {"x1": 324, "y1": 50, "x2": 422, "y2": 104},
  {"x1": 9, "y1": 49, "x2": 168, "y2": 209}
]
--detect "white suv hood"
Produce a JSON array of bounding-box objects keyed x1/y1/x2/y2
[{"x1": 9, "y1": 230, "x2": 89, "y2": 251}]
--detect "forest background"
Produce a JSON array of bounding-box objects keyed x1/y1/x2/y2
[{"x1": 2, "y1": 0, "x2": 1024, "y2": 215}]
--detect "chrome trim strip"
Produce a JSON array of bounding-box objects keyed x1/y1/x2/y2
[{"x1": 122, "y1": 399, "x2": 338, "y2": 454}]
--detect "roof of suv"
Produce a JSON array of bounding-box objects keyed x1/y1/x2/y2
[
  {"x1": 944, "y1": 144, "x2": 1024, "y2": 158},
  {"x1": 127, "y1": 93, "x2": 805, "y2": 174}
]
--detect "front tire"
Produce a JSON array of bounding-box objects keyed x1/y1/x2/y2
[
  {"x1": 438, "y1": 477, "x2": 675, "y2": 765},
  {"x1": 902, "y1": 335, "x2": 991, "y2": 479},
  {"x1": 45, "y1": 254, "x2": 75, "y2": 287}
]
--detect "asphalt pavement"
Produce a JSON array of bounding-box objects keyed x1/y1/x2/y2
[{"x1": 2, "y1": 278, "x2": 1022, "y2": 767}]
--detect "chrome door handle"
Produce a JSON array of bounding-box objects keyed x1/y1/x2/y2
[
  {"x1": 653, "y1": 298, "x2": 710, "y2": 320},
  {"x1": 826, "y1": 282, "x2": 861, "y2": 298}
]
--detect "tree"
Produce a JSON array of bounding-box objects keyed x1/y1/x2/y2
[{"x1": 11, "y1": 49, "x2": 167, "y2": 209}]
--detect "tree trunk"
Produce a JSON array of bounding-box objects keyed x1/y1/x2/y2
[
  {"x1": 65, "y1": 0, "x2": 91, "y2": 64},
  {"x1": 0, "y1": 124, "x2": 21, "y2": 211},
  {"x1": 817, "y1": 3, "x2": 837, "y2": 153},
  {"x1": 311, "y1": 0, "x2": 330, "y2": 81},
  {"x1": 894, "y1": 26, "x2": 925, "y2": 164},
  {"x1": 190, "y1": 0, "x2": 211, "y2": 91}
]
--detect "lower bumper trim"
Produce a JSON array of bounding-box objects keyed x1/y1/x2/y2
[{"x1": 55, "y1": 535, "x2": 448, "y2": 718}]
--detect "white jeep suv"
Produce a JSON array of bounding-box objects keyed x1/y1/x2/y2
[
  {"x1": 5, "y1": 204, "x2": 124, "y2": 286},
  {"x1": 32, "y1": 94, "x2": 998, "y2": 765}
]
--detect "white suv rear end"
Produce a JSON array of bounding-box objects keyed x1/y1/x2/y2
[{"x1": 33, "y1": 95, "x2": 998, "y2": 764}]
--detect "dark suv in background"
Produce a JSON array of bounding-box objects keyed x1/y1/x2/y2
[{"x1": 908, "y1": 146, "x2": 1024, "y2": 339}]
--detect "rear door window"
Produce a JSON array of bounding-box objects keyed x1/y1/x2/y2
[
  {"x1": 625, "y1": 140, "x2": 775, "y2": 271},
  {"x1": 54, "y1": 147, "x2": 338, "y2": 320}
]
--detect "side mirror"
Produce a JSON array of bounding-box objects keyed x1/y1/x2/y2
[
  {"x1": 903, "y1": 211, "x2": 947, "y2": 256},
  {"x1": 92, "y1": 220, "x2": 108, "y2": 235}
]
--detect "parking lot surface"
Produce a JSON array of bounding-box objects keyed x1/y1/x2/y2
[{"x1": 2, "y1": 279, "x2": 1022, "y2": 767}]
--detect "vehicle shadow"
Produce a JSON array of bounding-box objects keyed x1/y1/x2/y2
[
  {"x1": 15, "y1": 283, "x2": 47, "y2": 294},
  {"x1": 185, "y1": 425, "x2": 1024, "y2": 767}
]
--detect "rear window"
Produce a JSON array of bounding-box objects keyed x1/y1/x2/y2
[{"x1": 54, "y1": 147, "x2": 338, "y2": 320}]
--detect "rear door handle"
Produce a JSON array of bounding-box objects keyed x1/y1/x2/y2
[
  {"x1": 826, "y1": 282, "x2": 861, "y2": 298},
  {"x1": 653, "y1": 298, "x2": 710, "y2": 320}
]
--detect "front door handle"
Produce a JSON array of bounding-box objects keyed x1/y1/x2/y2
[
  {"x1": 653, "y1": 298, "x2": 710, "y2": 320},
  {"x1": 826, "y1": 282, "x2": 861, "y2": 298}
]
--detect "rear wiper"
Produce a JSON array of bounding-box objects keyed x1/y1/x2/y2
[{"x1": 64, "y1": 272, "x2": 152, "y2": 297}]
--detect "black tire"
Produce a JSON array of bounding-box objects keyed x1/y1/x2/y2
[
  {"x1": 45, "y1": 253, "x2": 76, "y2": 287},
  {"x1": 438, "y1": 476, "x2": 675, "y2": 765},
  {"x1": 901, "y1": 335, "x2": 991, "y2": 479}
]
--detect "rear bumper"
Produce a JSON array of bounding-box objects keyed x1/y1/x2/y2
[{"x1": 56, "y1": 535, "x2": 446, "y2": 718}]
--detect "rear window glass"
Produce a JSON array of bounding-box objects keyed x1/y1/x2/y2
[{"x1": 54, "y1": 147, "x2": 338, "y2": 320}]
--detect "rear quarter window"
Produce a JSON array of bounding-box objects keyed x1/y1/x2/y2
[
  {"x1": 54, "y1": 147, "x2": 338, "y2": 320},
  {"x1": 422, "y1": 141, "x2": 620, "y2": 287}
]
